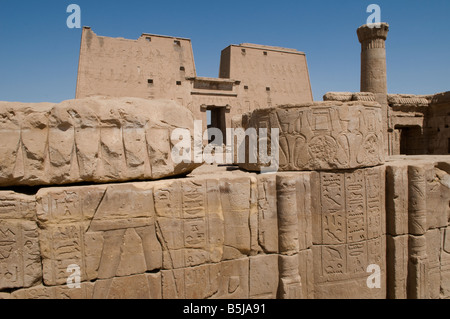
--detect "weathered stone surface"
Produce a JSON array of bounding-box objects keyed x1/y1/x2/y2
[
  {"x1": 323, "y1": 92, "x2": 353, "y2": 102},
  {"x1": 162, "y1": 258, "x2": 249, "y2": 299},
  {"x1": 10, "y1": 273, "x2": 161, "y2": 299},
  {"x1": 385, "y1": 158, "x2": 450, "y2": 299},
  {"x1": 440, "y1": 226, "x2": 450, "y2": 298},
  {"x1": 276, "y1": 173, "x2": 312, "y2": 253},
  {"x1": 431, "y1": 91, "x2": 450, "y2": 105},
  {"x1": 278, "y1": 254, "x2": 302, "y2": 299},
  {"x1": 323, "y1": 92, "x2": 376, "y2": 103},
  {"x1": 239, "y1": 102, "x2": 385, "y2": 172},
  {"x1": 33, "y1": 174, "x2": 263, "y2": 289},
  {"x1": 36, "y1": 182, "x2": 162, "y2": 286},
  {"x1": 352, "y1": 92, "x2": 377, "y2": 102},
  {"x1": 249, "y1": 255, "x2": 279, "y2": 299},
  {"x1": 3, "y1": 156, "x2": 450, "y2": 299},
  {"x1": 386, "y1": 164, "x2": 409, "y2": 236},
  {"x1": 311, "y1": 166, "x2": 386, "y2": 299},
  {"x1": 386, "y1": 235, "x2": 408, "y2": 299},
  {"x1": 388, "y1": 94, "x2": 430, "y2": 107},
  {"x1": 0, "y1": 191, "x2": 41, "y2": 290},
  {"x1": 298, "y1": 249, "x2": 314, "y2": 299},
  {"x1": 0, "y1": 97, "x2": 201, "y2": 187},
  {"x1": 154, "y1": 176, "x2": 259, "y2": 269},
  {"x1": 256, "y1": 175, "x2": 278, "y2": 254}
]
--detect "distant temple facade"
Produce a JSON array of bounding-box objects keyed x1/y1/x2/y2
[
  {"x1": 76, "y1": 27, "x2": 313, "y2": 141},
  {"x1": 75, "y1": 25, "x2": 449, "y2": 156}
]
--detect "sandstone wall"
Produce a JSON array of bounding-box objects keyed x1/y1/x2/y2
[
  {"x1": 2, "y1": 97, "x2": 450, "y2": 299},
  {"x1": 2, "y1": 159, "x2": 450, "y2": 299},
  {"x1": 0, "y1": 169, "x2": 388, "y2": 299},
  {"x1": 239, "y1": 101, "x2": 385, "y2": 172},
  {"x1": 386, "y1": 157, "x2": 450, "y2": 299},
  {"x1": 425, "y1": 92, "x2": 450, "y2": 155},
  {"x1": 0, "y1": 97, "x2": 200, "y2": 187}
]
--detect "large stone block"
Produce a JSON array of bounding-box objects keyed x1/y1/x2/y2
[
  {"x1": 249, "y1": 255, "x2": 279, "y2": 299},
  {"x1": 310, "y1": 166, "x2": 386, "y2": 299},
  {"x1": 10, "y1": 273, "x2": 161, "y2": 299},
  {"x1": 256, "y1": 175, "x2": 278, "y2": 254},
  {"x1": 441, "y1": 226, "x2": 450, "y2": 298},
  {"x1": 36, "y1": 174, "x2": 260, "y2": 288},
  {"x1": 0, "y1": 191, "x2": 41, "y2": 290},
  {"x1": 385, "y1": 159, "x2": 450, "y2": 299},
  {"x1": 386, "y1": 164, "x2": 409, "y2": 236},
  {"x1": 0, "y1": 97, "x2": 201, "y2": 187},
  {"x1": 239, "y1": 101, "x2": 384, "y2": 172},
  {"x1": 386, "y1": 235, "x2": 408, "y2": 299},
  {"x1": 161, "y1": 258, "x2": 249, "y2": 299},
  {"x1": 154, "y1": 175, "x2": 259, "y2": 269},
  {"x1": 36, "y1": 182, "x2": 162, "y2": 286}
]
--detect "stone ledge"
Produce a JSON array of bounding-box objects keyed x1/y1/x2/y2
[{"x1": 0, "y1": 97, "x2": 201, "y2": 187}]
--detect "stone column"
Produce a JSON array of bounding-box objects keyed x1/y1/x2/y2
[
  {"x1": 276, "y1": 175, "x2": 303, "y2": 299},
  {"x1": 357, "y1": 23, "x2": 389, "y2": 154}
]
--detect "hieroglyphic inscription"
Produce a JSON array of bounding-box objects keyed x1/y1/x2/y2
[
  {"x1": 346, "y1": 170, "x2": 366, "y2": 243},
  {"x1": 41, "y1": 225, "x2": 85, "y2": 286},
  {"x1": 316, "y1": 167, "x2": 385, "y2": 284},
  {"x1": 321, "y1": 173, "x2": 345, "y2": 245},
  {"x1": 38, "y1": 183, "x2": 161, "y2": 285},
  {"x1": 366, "y1": 168, "x2": 383, "y2": 240},
  {"x1": 240, "y1": 103, "x2": 384, "y2": 172},
  {"x1": 0, "y1": 220, "x2": 40, "y2": 289},
  {"x1": 156, "y1": 178, "x2": 230, "y2": 269}
]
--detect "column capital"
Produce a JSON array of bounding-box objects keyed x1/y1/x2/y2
[{"x1": 357, "y1": 23, "x2": 389, "y2": 44}]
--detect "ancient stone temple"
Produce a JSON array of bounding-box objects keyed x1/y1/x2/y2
[
  {"x1": 76, "y1": 27, "x2": 313, "y2": 140},
  {"x1": 0, "y1": 22, "x2": 449, "y2": 300}
]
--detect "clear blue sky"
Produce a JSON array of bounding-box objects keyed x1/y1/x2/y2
[{"x1": 0, "y1": 0, "x2": 448, "y2": 103}]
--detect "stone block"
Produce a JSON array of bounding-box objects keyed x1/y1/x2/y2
[
  {"x1": 36, "y1": 182, "x2": 162, "y2": 286},
  {"x1": 310, "y1": 166, "x2": 386, "y2": 299},
  {"x1": 440, "y1": 226, "x2": 450, "y2": 298},
  {"x1": 239, "y1": 101, "x2": 384, "y2": 172},
  {"x1": 386, "y1": 164, "x2": 409, "y2": 236},
  {"x1": 249, "y1": 255, "x2": 279, "y2": 299},
  {"x1": 10, "y1": 273, "x2": 161, "y2": 299},
  {"x1": 386, "y1": 235, "x2": 408, "y2": 299},
  {"x1": 162, "y1": 258, "x2": 249, "y2": 299},
  {"x1": 0, "y1": 191, "x2": 41, "y2": 290},
  {"x1": 0, "y1": 97, "x2": 201, "y2": 187}
]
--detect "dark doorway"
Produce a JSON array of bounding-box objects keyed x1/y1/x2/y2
[
  {"x1": 398, "y1": 126, "x2": 425, "y2": 155},
  {"x1": 207, "y1": 106, "x2": 227, "y2": 145}
]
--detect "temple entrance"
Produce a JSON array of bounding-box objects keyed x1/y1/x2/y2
[
  {"x1": 207, "y1": 106, "x2": 227, "y2": 145},
  {"x1": 396, "y1": 125, "x2": 425, "y2": 155}
]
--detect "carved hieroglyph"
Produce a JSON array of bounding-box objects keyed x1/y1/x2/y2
[
  {"x1": 4, "y1": 156, "x2": 450, "y2": 299},
  {"x1": 239, "y1": 101, "x2": 385, "y2": 172},
  {"x1": 35, "y1": 175, "x2": 264, "y2": 296},
  {"x1": 311, "y1": 166, "x2": 386, "y2": 299},
  {"x1": 0, "y1": 97, "x2": 201, "y2": 187},
  {"x1": 36, "y1": 182, "x2": 162, "y2": 286},
  {"x1": 0, "y1": 192, "x2": 41, "y2": 290},
  {"x1": 0, "y1": 164, "x2": 391, "y2": 299}
]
